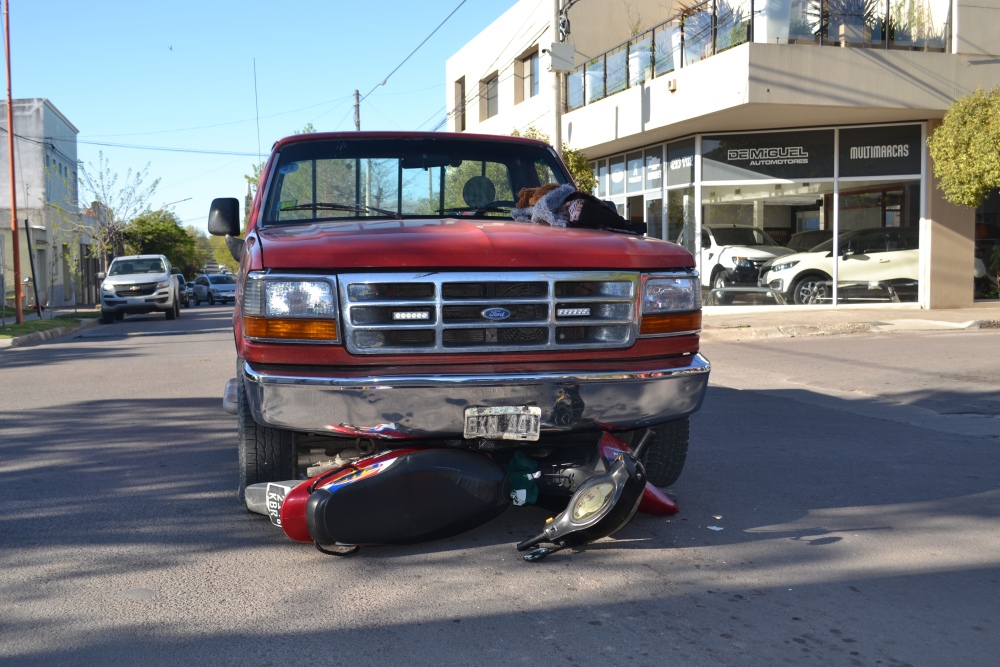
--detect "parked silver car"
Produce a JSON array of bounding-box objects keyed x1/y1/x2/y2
[{"x1": 192, "y1": 273, "x2": 237, "y2": 305}]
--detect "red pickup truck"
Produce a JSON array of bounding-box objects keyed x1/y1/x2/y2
[{"x1": 209, "y1": 132, "x2": 709, "y2": 504}]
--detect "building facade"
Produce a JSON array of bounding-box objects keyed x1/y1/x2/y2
[
  {"x1": 446, "y1": 0, "x2": 1000, "y2": 308},
  {"x1": 1, "y1": 98, "x2": 98, "y2": 310}
]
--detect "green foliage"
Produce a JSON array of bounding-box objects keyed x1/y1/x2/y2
[
  {"x1": 928, "y1": 87, "x2": 1000, "y2": 208},
  {"x1": 208, "y1": 235, "x2": 240, "y2": 273},
  {"x1": 510, "y1": 127, "x2": 597, "y2": 194},
  {"x1": 124, "y1": 210, "x2": 200, "y2": 275}
]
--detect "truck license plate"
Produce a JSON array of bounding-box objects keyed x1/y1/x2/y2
[{"x1": 464, "y1": 406, "x2": 542, "y2": 441}]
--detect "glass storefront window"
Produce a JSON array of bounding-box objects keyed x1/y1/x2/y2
[
  {"x1": 626, "y1": 152, "x2": 644, "y2": 193},
  {"x1": 598, "y1": 160, "x2": 608, "y2": 197},
  {"x1": 667, "y1": 187, "x2": 695, "y2": 247},
  {"x1": 646, "y1": 198, "x2": 664, "y2": 240},
  {"x1": 645, "y1": 147, "x2": 663, "y2": 191},
  {"x1": 609, "y1": 156, "x2": 626, "y2": 196}
]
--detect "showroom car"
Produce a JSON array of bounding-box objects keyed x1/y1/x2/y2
[
  {"x1": 759, "y1": 227, "x2": 919, "y2": 305},
  {"x1": 677, "y1": 225, "x2": 794, "y2": 304}
]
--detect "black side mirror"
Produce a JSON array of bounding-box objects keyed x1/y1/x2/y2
[
  {"x1": 208, "y1": 197, "x2": 245, "y2": 262},
  {"x1": 208, "y1": 198, "x2": 241, "y2": 237},
  {"x1": 170, "y1": 267, "x2": 180, "y2": 274}
]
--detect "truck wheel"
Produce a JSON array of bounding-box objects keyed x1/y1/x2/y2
[
  {"x1": 101, "y1": 310, "x2": 114, "y2": 324},
  {"x1": 622, "y1": 418, "x2": 690, "y2": 488},
  {"x1": 237, "y1": 370, "x2": 297, "y2": 502},
  {"x1": 711, "y1": 269, "x2": 735, "y2": 305},
  {"x1": 166, "y1": 298, "x2": 178, "y2": 320}
]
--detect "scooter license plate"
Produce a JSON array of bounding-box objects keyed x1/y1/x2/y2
[{"x1": 464, "y1": 406, "x2": 542, "y2": 441}]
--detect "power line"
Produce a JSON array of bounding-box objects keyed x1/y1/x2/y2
[{"x1": 358, "y1": 0, "x2": 469, "y2": 106}]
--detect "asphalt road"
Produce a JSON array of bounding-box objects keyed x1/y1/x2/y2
[{"x1": 1, "y1": 307, "x2": 998, "y2": 666}]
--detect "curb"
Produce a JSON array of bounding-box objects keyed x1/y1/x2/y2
[
  {"x1": 0, "y1": 318, "x2": 102, "y2": 349},
  {"x1": 702, "y1": 319, "x2": 988, "y2": 342}
]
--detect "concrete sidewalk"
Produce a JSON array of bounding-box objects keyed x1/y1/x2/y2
[
  {"x1": 702, "y1": 302, "x2": 1000, "y2": 341},
  {"x1": 0, "y1": 308, "x2": 101, "y2": 349}
]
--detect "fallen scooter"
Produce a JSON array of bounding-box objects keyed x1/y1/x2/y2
[{"x1": 244, "y1": 431, "x2": 677, "y2": 561}]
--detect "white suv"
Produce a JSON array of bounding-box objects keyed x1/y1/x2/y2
[
  {"x1": 677, "y1": 225, "x2": 793, "y2": 304},
  {"x1": 98, "y1": 254, "x2": 180, "y2": 323},
  {"x1": 759, "y1": 227, "x2": 919, "y2": 304}
]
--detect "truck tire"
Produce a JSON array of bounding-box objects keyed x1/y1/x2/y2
[
  {"x1": 237, "y1": 368, "x2": 297, "y2": 502},
  {"x1": 101, "y1": 309, "x2": 114, "y2": 324},
  {"x1": 622, "y1": 418, "x2": 690, "y2": 488},
  {"x1": 166, "y1": 297, "x2": 179, "y2": 320}
]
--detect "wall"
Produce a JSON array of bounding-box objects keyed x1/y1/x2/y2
[{"x1": 955, "y1": 0, "x2": 1000, "y2": 55}]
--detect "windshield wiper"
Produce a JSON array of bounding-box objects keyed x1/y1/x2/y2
[
  {"x1": 280, "y1": 202, "x2": 401, "y2": 220},
  {"x1": 442, "y1": 201, "x2": 514, "y2": 215}
]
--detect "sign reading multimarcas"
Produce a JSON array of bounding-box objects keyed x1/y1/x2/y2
[
  {"x1": 839, "y1": 125, "x2": 921, "y2": 177},
  {"x1": 702, "y1": 130, "x2": 835, "y2": 180}
]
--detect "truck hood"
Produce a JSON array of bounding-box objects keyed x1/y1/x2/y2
[{"x1": 255, "y1": 219, "x2": 695, "y2": 271}]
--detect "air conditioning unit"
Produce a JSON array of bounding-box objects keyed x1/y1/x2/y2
[{"x1": 667, "y1": 79, "x2": 677, "y2": 92}]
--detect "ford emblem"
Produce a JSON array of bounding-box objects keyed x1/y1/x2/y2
[{"x1": 481, "y1": 307, "x2": 511, "y2": 321}]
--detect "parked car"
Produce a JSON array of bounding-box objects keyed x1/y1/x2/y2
[
  {"x1": 98, "y1": 254, "x2": 181, "y2": 323},
  {"x1": 186, "y1": 281, "x2": 197, "y2": 305},
  {"x1": 786, "y1": 229, "x2": 833, "y2": 253},
  {"x1": 676, "y1": 224, "x2": 794, "y2": 304},
  {"x1": 207, "y1": 131, "x2": 710, "y2": 505},
  {"x1": 192, "y1": 273, "x2": 237, "y2": 305},
  {"x1": 759, "y1": 227, "x2": 919, "y2": 304},
  {"x1": 176, "y1": 274, "x2": 190, "y2": 307}
]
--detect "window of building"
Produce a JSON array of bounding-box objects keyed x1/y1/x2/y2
[
  {"x1": 481, "y1": 74, "x2": 499, "y2": 121},
  {"x1": 525, "y1": 52, "x2": 539, "y2": 100},
  {"x1": 454, "y1": 77, "x2": 466, "y2": 132}
]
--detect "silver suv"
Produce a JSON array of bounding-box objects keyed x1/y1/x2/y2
[
  {"x1": 191, "y1": 273, "x2": 237, "y2": 305},
  {"x1": 98, "y1": 254, "x2": 180, "y2": 323}
]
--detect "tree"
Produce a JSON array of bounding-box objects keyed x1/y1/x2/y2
[
  {"x1": 927, "y1": 86, "x2": 1000, "y2": 208},
  {"x1": 124, "y1": 209, "x2": 199, "y2": 275},
  {"x1": 511, "y1": 127, "x2": 597, "y2": 193},
  {"x1": 74, "y1": 152, "x2": 160, "y2": 266}
]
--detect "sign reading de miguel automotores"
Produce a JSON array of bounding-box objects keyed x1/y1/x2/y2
[
  {"x1": 839, "y1": 125, "x2": 921, "y2": 177},
  {"x1": 702, "y1": 130, "x2": 835, "y2": 181}
]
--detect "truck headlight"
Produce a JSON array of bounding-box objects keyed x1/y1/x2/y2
[
  {"x1": 243, "y1": 273, "x2": 340, "y2": 343},
  {"x1": 640, "y1": 274, "x2": 701, "y2": 337},
  {"x1": 101, "y1": 282, "x2": 115, "y2": 294},
  {"x1": 156, "y1": 280, "x2": 171, "y2": 289}
]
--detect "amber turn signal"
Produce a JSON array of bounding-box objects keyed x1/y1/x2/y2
[
  {"x1": 639, "y1": 311, "x2": 702, "y2": 336},
  {"x1": 244, "y1": 316, "x2": 339, "y2": 341}
]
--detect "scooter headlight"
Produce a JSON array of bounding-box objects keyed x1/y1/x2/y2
[{"x1": 571, "y1": 482, "x2": 615, "y2": 523}]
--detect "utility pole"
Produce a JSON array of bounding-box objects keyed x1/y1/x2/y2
[
  {"x1": 354, "y1": 90, "x2": 361, "y2": 131},
  {"x1": 3, "y1": 0, "x2": 21, "y2": 323},
  {"x1": 552, "y1": 0, "x2": 562, "y2": 157}
]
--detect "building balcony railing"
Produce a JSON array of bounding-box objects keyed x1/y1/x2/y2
[{"x1": 565, "y1": 0, "x2": 952, "y2": 112}]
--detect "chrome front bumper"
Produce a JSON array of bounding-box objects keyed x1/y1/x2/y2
[{"x1": 240, "y1": 354, "x2": 710, "y2": 439}]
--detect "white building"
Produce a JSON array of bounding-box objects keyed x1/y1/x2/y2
[
  {"x1": 446, "y1": 0, "x2": 1000, "y2": 308},
  {"x1": 1, "y1": 98, "x2": 98, "y2": 310}
]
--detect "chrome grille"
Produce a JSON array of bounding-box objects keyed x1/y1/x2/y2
[
  {"x1": 114, "y1": 282, "x2": 158, "y2": 297},
  {"x1": 340, "y1": 271, "x2": 639, "y2": 354}
]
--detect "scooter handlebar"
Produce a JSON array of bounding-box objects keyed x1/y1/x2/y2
[{"x1": 516, "y1": 531, "x2": 548, "y2": 551}]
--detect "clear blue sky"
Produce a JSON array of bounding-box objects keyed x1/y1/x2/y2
[{"x1": 9, "y1": 0, "x2": 517, "y2": 232}]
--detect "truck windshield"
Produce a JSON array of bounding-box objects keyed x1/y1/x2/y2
[{"x1": 260, "y1": 137, "x2": 570, "y2": 225}]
